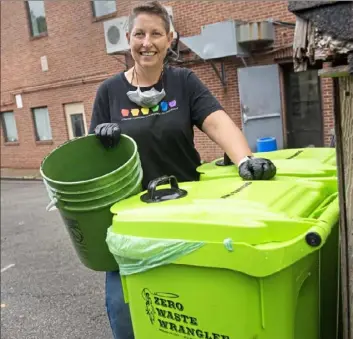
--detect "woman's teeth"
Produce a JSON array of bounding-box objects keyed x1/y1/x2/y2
[{"x1": 140, "y1": 52, "x2": 156, "y2": 56}]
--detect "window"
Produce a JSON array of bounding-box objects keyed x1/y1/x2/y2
[
  {"x1": 64, "y1": 103, "x2": 87, "y2": 139},
  {"x1": 32, "y1": 107, "x2": 52, "y2": 141},
  {"x1": 70, "y1": 114, "x2": 85, "y2": 138},
  {"x1": 26, "y1": 1, "x2": 47, "y2": 37},
  {"x1": 1, "y1": 112, "x2": 18, "y2": 142},
  {"x1": 92, "y1": 0, "x2": 116, "y2": 18}
]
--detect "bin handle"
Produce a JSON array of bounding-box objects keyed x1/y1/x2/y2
[
  {"x1": 305, "y1": 195, "x2": 339, "y2": 247},
  {"x1": 141, "y1": 175, "x2": 187, "y2": 203},
  {"x1": 215, "y1": 153, "x2": 233, "y2": 166},
  {"x1": 147, "y1": 175, "x2": 178, "y2": 195},
  {"x1": 308, "y1": 192, "x2": 339, "y2": 219}
]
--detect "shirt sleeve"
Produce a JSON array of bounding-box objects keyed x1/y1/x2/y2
[
  {"x1": 186, "y1": 70, "x2": 224, "y2": 130},
  {"x1": 88, "y1": 82, "x2": 111, "y2": 134}
]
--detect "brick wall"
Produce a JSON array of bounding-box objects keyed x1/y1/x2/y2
[
  {"x1": 0, "y1": 0, "x2": 334, "y2": 169},
  {"x1": 0, "y1": 82, "x2": 100, "y2": 168}
]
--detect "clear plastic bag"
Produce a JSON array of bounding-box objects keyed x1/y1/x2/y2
[{"x1": 106, "y1": 227, "x2": 204, "y2": 276}]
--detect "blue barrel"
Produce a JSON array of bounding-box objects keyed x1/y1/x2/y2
[{"x1": 257, "y1": 137, "x2": 277, "y2": 152}]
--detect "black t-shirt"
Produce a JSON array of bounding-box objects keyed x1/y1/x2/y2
[{"x1": 89, "y1": 65, "x2": 223, "y2": 189}]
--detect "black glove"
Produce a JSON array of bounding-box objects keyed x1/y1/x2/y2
[
  {"x1": 94, "y1": 123, "x2": 121, "y2": 149},
  {"x1": 238, "y1": 156, "x2": 276, "y2": 180}
]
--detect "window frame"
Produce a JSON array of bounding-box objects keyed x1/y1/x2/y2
[
  {"x1": 31, "y1": 106, "x2": 53, "y2": 143},
  {"x1": 91, "y1": 0, "x2": 117, "y2": 20},
  {"x1": 1, "y1": 111, "x2": 19, "y2": 144},
  {"x1": 64, "y1": 102, "x2": 88, "y2": 140},
  {"x1": 26, "y1": 0, "x2": 48, "y2": 39}
]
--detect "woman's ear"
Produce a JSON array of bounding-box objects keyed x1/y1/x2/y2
[
  {"x1": 167, "y1": 31, "x2": 174, "y2": 48},
  {"x1": 126, "y1": 32, "x2": 131, "y2": 45}
]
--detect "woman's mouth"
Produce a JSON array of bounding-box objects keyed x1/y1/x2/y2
[{"x1": 140, "y1": 51, "x2": 157, "y2": 56}]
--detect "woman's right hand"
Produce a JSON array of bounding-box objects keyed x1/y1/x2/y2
[{"x1": 94, "y1": 123, "x2": 121, "y2": 149}]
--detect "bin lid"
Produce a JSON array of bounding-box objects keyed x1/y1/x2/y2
[
  {"x1": 199, "y1": 148, "x2": 336, "y2": 170},
  {"x1": 197, "y1": 159, "x2": 336, "y2": 178},
  {"x1": 109, "y1": 177, "x2": 339, "y2": 277},
  {"x1": 252, "y1": 148, "x2": 336, "y2": 164},
  {"x1": 111, "y1": 176, "x2": 336, "y2": 225}
]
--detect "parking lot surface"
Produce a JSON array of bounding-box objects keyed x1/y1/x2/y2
[{"x1": 1, "y1": 180, "x2": 112, "y2": 339}]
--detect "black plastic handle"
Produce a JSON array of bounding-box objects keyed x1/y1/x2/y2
[
  {"x1": 147, "y1": 175, "x2": 179, "y2": 200},
  {"x1": 216, "y1": 153, "x2": 233, "y2": 166},
  {"x1": 141, "y1": 175, "x2": 187, "y2": 203}
]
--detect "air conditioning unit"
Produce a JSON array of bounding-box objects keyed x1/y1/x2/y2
[
  {"x1": 104, "y1": 7, "x2": 177, "y2": 55},
  {"x1": 104, "y1": 16, "x2": 130, "y2": 54}
]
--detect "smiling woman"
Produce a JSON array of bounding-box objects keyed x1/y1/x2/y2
[
  {"x1": 87, "y1": 1, "x2": 276, "y2": 338},
  {"x1": 125, "y1": 1, "x2": 173, "y2": 89}
]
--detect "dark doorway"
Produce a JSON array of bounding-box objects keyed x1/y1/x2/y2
[{"x1": 283, "y1": 64, "x2": 324, "y2": 147}]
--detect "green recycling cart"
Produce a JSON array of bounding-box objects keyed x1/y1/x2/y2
[
  {"x1": 204, "y1": 147, "x2": 336, "y2": 166},
  {"x1": 197, "y1": 147, "x2": 337, "y2": 181},
  {"x1": 254, "y1": 147, "x2": 336, "y2": 165},
  {"x1": 106, "y1": 176, "x2": 340, "y2": 339}
]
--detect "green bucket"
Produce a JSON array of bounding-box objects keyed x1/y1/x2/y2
[
  {"x1": 47, "y1": 160, "x2": 142, "y2": 202},
  {"x1": 56, "y1": 170, "x2": 143, "y2": 271},
  {"x1": 40, "y1": 134, "x2": 140, "y2": 193},
  {"x1": 40, "y1": 134, "x2": 143, "y2": 271}
]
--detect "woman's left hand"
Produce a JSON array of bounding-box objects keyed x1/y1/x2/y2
[{"x1": 238, "y1": 157, "x2": 277, "y2": 180}]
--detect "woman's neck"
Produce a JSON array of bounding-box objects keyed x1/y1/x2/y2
[{"x1": 127, "y1": 65, "x2": 163, "y2": 87}]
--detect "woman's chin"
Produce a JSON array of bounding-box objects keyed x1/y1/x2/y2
[{"x1": 135, "y1": 56, "x2": 163, "y2": 69}]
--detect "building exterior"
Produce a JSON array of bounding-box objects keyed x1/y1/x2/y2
[{"x1": 0, "y1": 0, "x2": 335, "y2": 170}]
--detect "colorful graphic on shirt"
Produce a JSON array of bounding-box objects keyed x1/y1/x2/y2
[
  {"x1": 160, "y1": 101, "x2": 168, "y2": 112},
  {"x1": 131, "y1": 109, "x2": 140, "y2": 117},
  {"x1": 120, "y1": 100, "x2": 178, "y2": 119},
  {"x1": 121, "y1": 109, "x2": 129, "y2": 117}
]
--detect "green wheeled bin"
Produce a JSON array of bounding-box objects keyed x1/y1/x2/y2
[
  {"x1": 207, "y1": 147, "x2": 336, "y2": 166},
  {"x1": 197, "y1": 148, "x2": 337, "y2": 181},
  {"x1": 40, "y1": 134, "x2": 143, "y2": 271},
  {"x1": 106, "y1": 176, "x2": 339, "y2": 339}
]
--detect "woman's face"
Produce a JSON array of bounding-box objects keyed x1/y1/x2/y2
[{"x1": 127, "y1": 13, "x2": 173, "y2": 70}]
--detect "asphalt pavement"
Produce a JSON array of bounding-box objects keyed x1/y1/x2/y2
[{"x1": 1, "y1": 180, "x2": 112, "y2": 339}]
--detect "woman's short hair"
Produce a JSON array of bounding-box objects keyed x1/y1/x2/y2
[{"x1": 128, "y1": 1, "x2": 171, "y2": 33}]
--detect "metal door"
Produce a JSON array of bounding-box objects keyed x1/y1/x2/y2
[{"x1": 237, "y1": 64, "x2": 284, "y2": 152}]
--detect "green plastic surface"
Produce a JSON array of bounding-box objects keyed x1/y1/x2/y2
[
  {"x1": 111, "y1": 177, "x2": 337, "y2": 220},
  {"x1": 41, "y1": 134, "x2": 140, "y2": 193},
  {"x1": 59, "y1": 178, "x2": 142, "y2": 271},
  {"x1": 254, "y1": 147, "x2": 336, "y2": 164},
  {"x1": 109, "y1": 177, "x2": 339, "y2": 339},
  {"x1": 196, "y1": 148, "x2": 337, "y2": 181},
  {"x1": 41, "y1": 134, "x2": 143, "y2": 271}
]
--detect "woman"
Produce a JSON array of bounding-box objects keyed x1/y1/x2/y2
[{"x1": 89, "y1": 2, "x2": 276, "y2": 338}]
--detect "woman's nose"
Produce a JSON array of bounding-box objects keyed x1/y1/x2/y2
[{"x1": 142, "y1": 35, "x2": 152, "y2": 47}]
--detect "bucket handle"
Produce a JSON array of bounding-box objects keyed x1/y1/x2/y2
[{"x1": 46, "y1": 197, "x2": 58, "y2": 212}]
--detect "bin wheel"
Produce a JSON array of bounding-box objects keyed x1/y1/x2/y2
[{"x1": 305, "y1": 232, "x2": 322, "y2": 247}]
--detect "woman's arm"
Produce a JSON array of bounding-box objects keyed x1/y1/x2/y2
[
  {"x1": 201, "y1": 110, "x2": 252, "y2": 166},
  {"x1": 202, "y1": 109, "x2": 276, "y2": 180}
]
